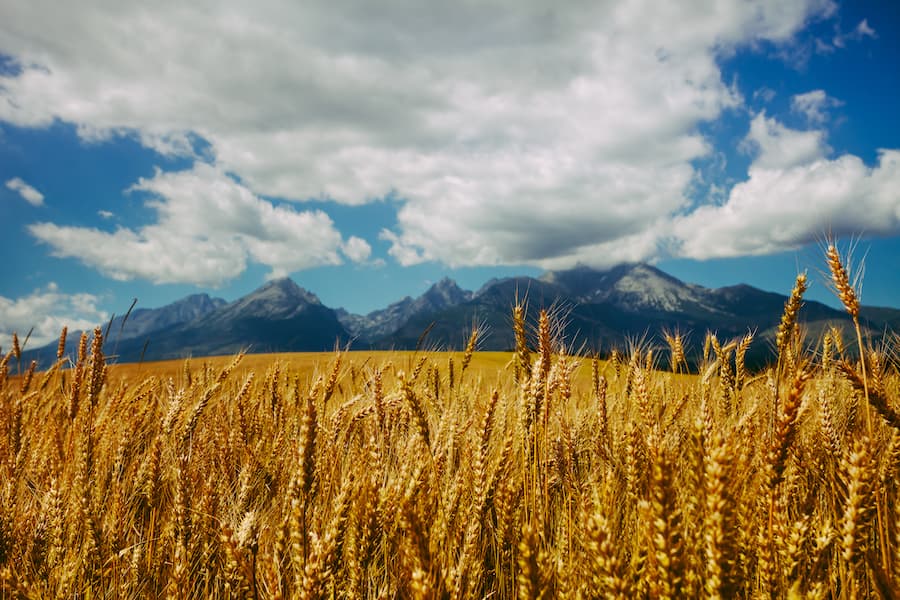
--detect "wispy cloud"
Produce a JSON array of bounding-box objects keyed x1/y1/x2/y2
[
  {"x1": 816, "y1": 17, "x2": 878, "y2": 54},
  {"x1": 752, "y1": 87, "x2": 777, "y2": 105},
  {"x1": 833, "y1": 18, "x2": 877, "y2": 48},
  {"x1": 5, "y1": 177, "x2": 44, "y2": 206},
  {"x1": 791, "y1": 89, "x2": 843, "y2": 124}
]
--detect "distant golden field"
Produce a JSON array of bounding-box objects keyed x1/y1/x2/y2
[
  {"x1": 113, "y1": 351, "x2": 532, "y2": 390},
  {"x1": 1, "y1": 245, "x2": 899, "y2": 598}
]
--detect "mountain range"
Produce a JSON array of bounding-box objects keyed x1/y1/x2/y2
[{"x1": 23, "y1": 263, "x2": 900, "y2": 368}]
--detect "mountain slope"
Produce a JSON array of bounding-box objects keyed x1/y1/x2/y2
[
  {"x1": 22, "y1": 263, "x2": 900, "y2": 367},
  {"x1": 542, "y1": 263, "x2": 709, "y2": 311},
  {"x1": 377, "y1": 264, "x2": 890, "y2": 364},
  {"x1": 112, "y1": 278, "x2": 350, "y2": 361},
  {"x1": 24, "y1": 292, "x2": 226, "y2": 365},
  {"x1": 385, "y1": 275, "x2": 569, "y2": 350},
  {"x1": 339, "y1": 277, "x2": 473, "y2": 342},
  {"x1": 110, "y1": 293, "x2": 227, "y2": 341}
]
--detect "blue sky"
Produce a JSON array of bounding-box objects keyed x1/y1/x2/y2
[{"x1": 1, "y1": 0, "x2": 898, "y2": 346}]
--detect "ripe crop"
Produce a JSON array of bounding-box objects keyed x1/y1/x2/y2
[{"x1": 1, "y1": 248, "x2": 898, "y2": 598}]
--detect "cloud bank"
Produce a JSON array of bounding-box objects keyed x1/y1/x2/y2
[{"x1": 2, "y1": 0, "x2": 896, "y2": 281}]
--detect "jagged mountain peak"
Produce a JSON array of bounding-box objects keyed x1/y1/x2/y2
[
  {"x1": 337, "y1": 277, "x2": 473, "y2": 341},
  {"x1": 23, "y1": 290, "x2": 228, "y2": 364},
  {"x1": 421, "y1": 277, "x2": 471, "y2": 307},
  {"x1": 255, "y1": 277, "x2": 320, "y2": 303},
  {"x1": 211, "y1": 277, "x2": 324, "y2": 322},
  {"x1": 541, "y1": 262, "x2": 710, "y2": 313},
  {"x1": 103, "y1": 277, "x2": 348, "y2": 361},
  {"x1": 179, "y1": 292, "x2": 222, "y2": 304},
  {"x1": 542, "y1": 261, "x2": 672, "y2": 287},
  {"x1": 474, "y1": 274, "x2": 549, "y2": 299},
  {"x1": 611, "y1": 263, "x2": 695, "y2": 292},
  {"x1": 430, "y1": 276, "x2": 459, "y2": 292}
]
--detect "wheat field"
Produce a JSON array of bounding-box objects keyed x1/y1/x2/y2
[{"x1": 1, "y1": 247, "x2": 899, "y2": 599}]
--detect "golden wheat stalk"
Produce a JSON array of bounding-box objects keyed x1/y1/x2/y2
[
  {"x1": 826, "y1": 243, "x2": 874, "y2": 437},
  {"x1": 838, "y1": 360, "x2": 900, "y2": 430},
  {"x1": 776, "y1": 273, "x2": 808, "y2": 365},
  {"x1": 767, "y1": 365, "x2": 812, "y2": 491},
  {"x1": 703, "y1": 433, "x2": 733, "y2": 599}
]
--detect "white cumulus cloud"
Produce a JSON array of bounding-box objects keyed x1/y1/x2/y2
[
  {"x1": 672, "y1": 116, "x2": 900, "y2": 259},
  {"x1": 341, "y1": 236, "x2": 372, "y2": 263},
  {"x1": 28, "y1": 163, "x2": 359, "y2": 285},
  {"x1": 742, "y1": 112, "x2": 831, "y2": 169},
  {"x1": 5, "y1": 177, "x2": 44, "y2": 206},
  {"x1": 0, "y1": 283, "x2": 108, "y2": 348}
]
